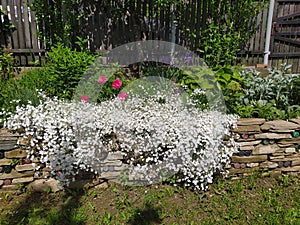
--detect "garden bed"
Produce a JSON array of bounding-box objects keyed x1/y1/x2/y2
[{"x1": 0, "y1": 117, "x2": 299, "y2": 193}]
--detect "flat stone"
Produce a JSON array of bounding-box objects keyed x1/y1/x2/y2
[
  {"x1": 42, "y1": 167, "x2": 52, "y2": 172},
  {"x1": 15, "y1": 164, "x2": 35, "y2": 172},
  {"x1": 286, "y1": 155, "x2": 300, "y2": 159},
  {"x1": 102, "y1": 160, "x2": 123, "y2": 167},
  {"x1": 100, "y1": 171, "x2": 122, "y2": 180},
  {"x1": 269, "y1": 158, "x2": 291, "y2": 162},
  {"x1": 106, "y1": 152, "x2": 124, "y2": 160},
  {"x1": 0, "y1": 169, "x2": 34, "y2": 179},
  {"x1": 278, "y1": 143, "x2": 294, "y2": 147},
  {"x1": 5, "y1": 149, "x2": 28, "y2": 158},
  {"x1": 252, "y1": 144, "x2": 280, "y2": 155},
  {"x1": 260, "y1": 161, "x2": 278, "y2": 169},
  {"x1": 12, "y1": 177, "x2": 34, "y2": 184},
  {"x1": 290, "y1": 117, "x2": 300, "y2": 125},
  {"x1": 240, "y1": 146, "x2": 255, "y2": 151},
  {"x1": 291, "y1": 159, "x2": 300, "y2": 166},
  {"x1": 1, "y1": 185, "x2": 19, "y2": 191},
  {"x1": 27, "y1": 178, "x2": 63, "y2": 192},
  {"x1": 229, "y1": 167, "x2": 259, "y2": 174},
  {"x1": 254, "y1": 133, "x2": 292, "y2": 139},
  {"x1": 0, "y1": 142, "x2": 18, "y2": 151},
  {"x1": 237, "y1": 118, "x2": 266, "y2": 126},
  {"x1": 270, "y1": 129, "x2": 296, "y2": 133},
  {"x1": 0, "y1": 159, "x2": 11, "y2": 166},
  {"x1": 0, "y1": 180, "x2": 3, "y2": 186},
  {"x1": 232, "y1": 125, "x2": 261, "y2": 134},
  {"x1": 231, "y1": 155, "x2": 267, "y2": 163},
  {"x1": 278, "y1": 137, "x2": 300, "y2": 145},
  {"x1": 271, "y1": 153, "x2": 285, "y2": 157},
  {"x1": 0, "y1": 136, "x2": 18, "y2": 141},
  {"x1": 237, "y1": 138, "x2": 256, "y2": 142},
  {"x1": 95, "y1": 182, "x2": 109, "y2": 189},
  {"x1": 247, "y1": 163, "x2": 260, "y2": 168},
  {"x1": 0, "y1": 128, "x2": 20, "y2": 135},
  {"x1": 285, "y1": 148, "x2": 296, "y2": 153},
  {"x1": 261, "y1": 120, "x2": 300, "y2": 131},
  {"x1": 237, "y1": 140, "x2": 261, "y2": 147},
  {"x1": 275, "y1": 166, "x2": 300, "y2": 172}
]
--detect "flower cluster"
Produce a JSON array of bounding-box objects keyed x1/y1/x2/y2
[
  {"x1": 80, "y1": 74, "x2": 128, "y2": 103},
  {"x1": 3, "y1": 88, "x2": 237, "y2": 190}
]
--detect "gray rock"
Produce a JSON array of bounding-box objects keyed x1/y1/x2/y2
[{"x1": 27, "y1": 178, "x2": 63, "y2": 193}]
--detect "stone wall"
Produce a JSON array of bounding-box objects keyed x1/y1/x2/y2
[
  {"x1": 228, "y1": 118, "x2": 300, "y2": 178},
  {"x1": 0, "y1": 117, "x2": 299, "y2": 191},
  {"x1": 0, "y1": 129, "x2": 35, "y2": 192}
]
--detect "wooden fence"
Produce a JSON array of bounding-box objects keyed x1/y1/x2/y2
[
  {"x1": 1, "y1": 0, "x2": 299, "y2": 73},
  {"x1": 0, "y1": 0, "x2": 46, "y2": 65}
]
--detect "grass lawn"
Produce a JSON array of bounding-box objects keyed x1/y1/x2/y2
[{"x1": 0, "y1": 173, "x2": 299, "y2": 225}]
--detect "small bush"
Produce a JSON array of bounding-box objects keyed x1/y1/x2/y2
[
  {"x1": 0, "y1": 50, "x2": 15, "y2": 80},
  {"x1": 3, "y1": 86, "x2": 237, "y2": 190},
  {"x1": 44, "y1": 43, "x2": 96, "y2": 99},
  {"x1": 0, "y1": 68, "x2": 49, "y2": 126},
  {"x1": 236, "y1": 64, "x2": 300, "y2": 119}
]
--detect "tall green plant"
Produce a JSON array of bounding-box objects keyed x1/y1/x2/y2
[
  {"x1": 0, "y1": 51, "x2": 15, "y2": 80},
  {"x1": 27, "y1": 0, "x2": 81, "y2": 48},
  {"x1": 44, "y1": 43, "x2": 96, "y2": 99},
  {"x1": 196, "y1": 0, "x2": 266, "y2": 67}
]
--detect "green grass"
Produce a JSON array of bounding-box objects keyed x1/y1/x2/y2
[{"x1": 0, "y1": 173, "x2": 299, "y2": 225}]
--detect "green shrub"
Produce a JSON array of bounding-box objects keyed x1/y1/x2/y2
[
  {"x1": 214, "y1": 65, "x2": 245, "y2": 114},
  {"x1": 0, "y1": 68, "x2": 50, "y2": 127},
  {"x1": 226, "y1": 64, "x2": 300, "y2": 119},
  {"x1": 0, "y1": 51, "x2": 15, "y2": 80},
  {"x1": 44, "y1": 43, "x2": 96, "y2": 99},
  {"x1": 194, "y1": 0, "x2": 267, "y2": 67},
  {"x1": 240, "y1": 65, "x2": 299, "y2": 110}
]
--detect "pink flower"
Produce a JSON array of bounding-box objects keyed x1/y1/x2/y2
[
  {"x1": 80, "y1": 95, "x2": 89, "y2": 102},
  {"x1": 98, "y1": 74, "x2": 107, "y2": 84},
  {"x1": 112, "y1": 78, "x2": 122, "y2": 89},
  {"x1": 118, "y1": 92, "x2": 128, "y2": 101}
]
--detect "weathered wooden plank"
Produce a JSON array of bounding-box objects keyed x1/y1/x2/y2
[
  {"x1": 28, "y1": 5, "x2": 38, "y2": 50},
  {"x1": 277, "y1": 0, "x2": 300, "y2": 3},
  {"x1": 275, "y1": 31, "x2": 300, "y2": 36},
  {"x1": 274, "y1": 35, "x2": 300, "y2": 46},
  {"x1": 274, "y1": 12, "x2": 300, "y2": 22},
  {"x1": 23, "y1": 4, "x2": 31, "y2": 48},
  {"x1": 7, "y1": 1, "x2": 18, "y2": 49},
  {"x1": 7, "y1": 48, "x2": 46, "y2": 53},
  {"x1": 270, "y1": 52, "x2": 300, "y2": 57}
]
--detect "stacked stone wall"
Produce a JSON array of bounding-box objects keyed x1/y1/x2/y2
[
  {"x1": 0, "y1": 129, "x2": 35, "y2": 192},
  {"x1": 229, "y1": 118, "x2": 300, "y2": 177},
  {"x1": 0, "y1": 117, "x2": 299, "y2": 191}
]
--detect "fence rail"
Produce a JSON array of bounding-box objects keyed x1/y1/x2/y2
[{"x1": 1, "y1": 0, "x2": 299, "y2": 73}]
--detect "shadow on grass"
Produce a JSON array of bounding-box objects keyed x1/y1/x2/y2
[
  {"x1": 129, "y1": 202, "x2": 162, "y2": 225},
  {"x1": 0, "y1": 172, "x2": 95, "y2": 225}
]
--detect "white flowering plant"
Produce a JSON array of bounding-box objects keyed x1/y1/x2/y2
[{"x1": 1, "y1": 81, "x2": 237, "y2": 190}]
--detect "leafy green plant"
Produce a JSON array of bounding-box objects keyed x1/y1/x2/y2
[
  {"x1": 0, "y1": 51, "x2": 15, "y2": 80},
  {"x1": 193, "y1": 0, "x2": 266, "y2": 67},
  {"x1": 197, "y1": 22, "x2": 241, "y2": 67},
  {"x1": 44, "y1": 43, "x2": 96, "y2": 99},
  {"x1": 0, "y1": 9, "x2": 15, "y2": 34},
  {"x1": 237, "y1": 64, "x2": 300, "y2": 119},
  {"x1": 214, "y1": 65, "x2": 245, "y2": 113},
  {"x1": 0, "y1": 68, "x2": 50, "y2": 127},
  {"x1": 27, "y1": 0, "x2": 82, "y2": 48}
]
